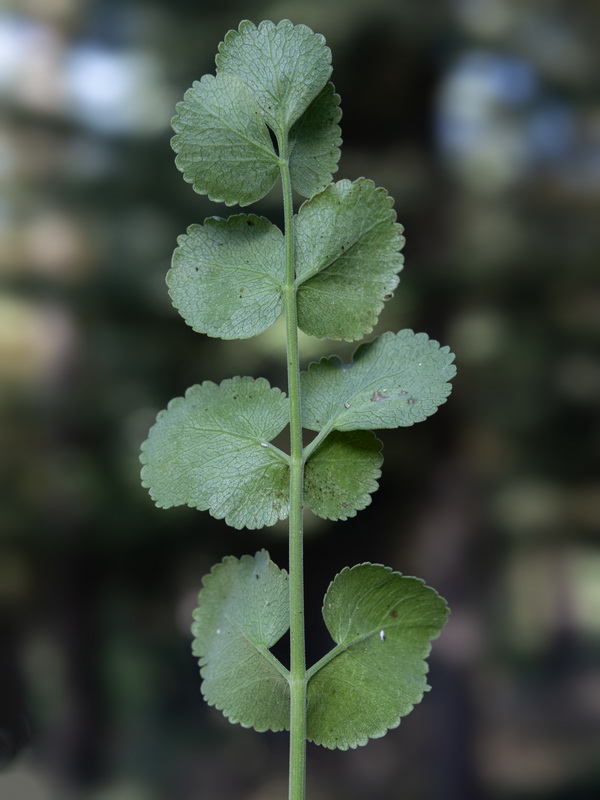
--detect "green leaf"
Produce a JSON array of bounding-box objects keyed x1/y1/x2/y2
[
  {"x1": 307, "y1": 563, "x2": 449, "y2": 749},
  {"x1": 192, "y1": 551, "x2": 290, "y2": 732},
  {"x1": 168, "y1": 215, "x2": 285, "y2": 339},
  {"x1": 295, "y1": 179, "x2": 404, "y2": 340},
  {"x1": 140, "y1": 377, "x2": 289, "y2": 529},
  {"x1": 305, "y1": 431, "x2": 382, "y2": 521},
  {"x1": 217, "y1": 20, "x2": 332, "y2": 136},
  {"x1": 171, "y1": 73, "x2": 279, "y2": 206},
  {"x1": 301, "y1": 330, "x2": 456, "y2": 432},
  {"x1": 289, "y1": 82, "x2": 342, "y2": 198}
]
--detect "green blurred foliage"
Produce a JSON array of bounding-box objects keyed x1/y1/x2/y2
[{"x1": 1, "y1": 0, "x2": 599, "y2": 798}]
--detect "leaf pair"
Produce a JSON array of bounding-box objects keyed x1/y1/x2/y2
[
  {"x1": 192, "y1": 551, "x2": 449, "y2": 750},
  {"x1": 168, "y1": 178, "x2": 404, "y2": 342},
  {"x1": 140, "y1": 331, "x2": 456, "y2": 529},
  {"x1": 172, "y1": 20, "x2": 342, "y2": 206}
]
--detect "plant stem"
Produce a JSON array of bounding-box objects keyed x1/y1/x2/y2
[{"x1": 278, "y1": 137, "x2": 307, "y2": 800}]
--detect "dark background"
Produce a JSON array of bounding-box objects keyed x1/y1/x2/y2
[{"x1": 1, "y1": 1, "x2": 599, "y2": 798}]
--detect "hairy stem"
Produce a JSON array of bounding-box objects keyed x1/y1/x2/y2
[{"x1": 279, "y1": 137, "x2": 307, "y2": 800}]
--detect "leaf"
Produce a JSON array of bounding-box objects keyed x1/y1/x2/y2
[
  {"x1": 295, "y1": 179, "x2": 404, "y2": 340},
  {"x1": 288, "y1": 82, "x2": 342, "y2": 198},
  {"x1": 307, "y1": 563, "x2": 449, "y2": 749},
  {"x1": 140, "y1": 377, "x2": 289, "y2": 529},
  {"x1": 171, "y1": 73, "x2": 279, "y2": 206},
  {"x1": 216, "y1": 20, "x2": 332, "y2": 136},
  {"x1": 191, "y1": 551, "x2": 290, "y2": 732},
  {"x1": 168, "y1": 215, "x2": 285, "y2": 339},
  {"x1": 301, "y1": 330, "x2": 456, "y2": 432},
  {"x1": 305, "y1": 431, "x2": 382, "y2": 521}
]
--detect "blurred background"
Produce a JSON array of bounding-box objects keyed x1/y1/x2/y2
[{"x1": 1, "y1": 1, "x2": 599, "y2": 799}]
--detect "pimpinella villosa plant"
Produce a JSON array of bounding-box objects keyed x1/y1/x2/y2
[{"x1": 140, "y1": 19, "x2": 456, "y2": 800}]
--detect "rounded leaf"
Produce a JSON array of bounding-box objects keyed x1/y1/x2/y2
[
  {"x1": 288, "y1": 82, "x2": 342, "y2": 197},
  {"x1": 307, "y1": 563, "x2": 449, "y2": 749},
  {"x1": 295, "y1": 179, "x2": 404, "y2": 340},
  {"x1": 301, "y1": 330, "x2": 456, "y2": 432},
  {"x1": 305, "y1": 430, "x2": 382, "y2": 521},
  {"x1": 140, "y1": 377, "x2": 289, "y2": 529},
  {"x1": 192, "y1": 551, "x2": 290, "y2": 732},
  {"x1": 168, "y1": 215, "x2": 285, "y2": 339},
  {"x1": 171, "y1": 73, "x2": 279, "y2": 206},
  {"x1": 216, "y1": 20, "x2": 332, "y2": 135}
]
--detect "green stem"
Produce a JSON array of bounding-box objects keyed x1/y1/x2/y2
[{"x1": 278, "y1": 137, "x2": 307, "y2": 800}]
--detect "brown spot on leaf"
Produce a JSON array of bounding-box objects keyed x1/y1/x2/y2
[{"x1": 371, "y1": 390, "x2": 388, "y2": 402}]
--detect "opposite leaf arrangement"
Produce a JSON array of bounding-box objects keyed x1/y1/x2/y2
[{"x1": 140, "y1": 20, "x2": 456, "y2": 800}]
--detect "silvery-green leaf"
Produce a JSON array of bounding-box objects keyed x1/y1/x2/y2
[
  {"x1": 168, "y1": 215, "x2": 285, "y2": 339},
  {"x1": 288, "y1": 82, "x2": 342, "y2": 197},
  {"x1": 305, "y1": 431, "x2": 382, "y2": 521},
  {"x1": 307, "y1": 563, "x2": 449, "y2": 749},
  {"x1": 171, "y1": 73, "x2": 279, "y2": 206},
  {"x1": 301, "y1": 330, "x2": 456, "y2": 432},
  {"x1": 192, "y1": 551, "x2": 290, "y2": 732},
  {"x1": 140, "y1": 377, "x2": 289, "y2": 529},
  {"x1": 295, "y1": 180, "x2": 404, "y2": 340},
  {"x1": 216, "y1": 20, "x2": 332, "y2": 136}
]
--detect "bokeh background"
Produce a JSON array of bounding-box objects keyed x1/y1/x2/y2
[{"x1": 1, "y1": 1, "x2": 599, "y2": 799}]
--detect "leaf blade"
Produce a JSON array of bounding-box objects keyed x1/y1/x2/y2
[
  {"x1": 140, "y1": 377, "x2": 289, "y2": 529},
  {"x1": 305, "y1": 430, "x2": 382, "y2": 521},
  {"x1": 301, "y1": 330, "x2": 456, "y2": 432},
  {"x1": 307, "y1": 563, "x2": 449, "y2": 749},
  {"x1": 288, "y1": 82, "x2": 342, "y2": 197},
  {"x1": 171, "y1": 73, "x2": 279, "y2": 206},
  {"x1": 192, "y1": 551, "x2": 290, "y2": 732},
  {"x1": 168, "y1": 215, "x2": 285, "y2": 339},
  {"x1": 216, "y1": 20, "x2": 332, "y2": 135},
  {"x1": 295, "y1": 180, "x2": 404, "y2": 340}
]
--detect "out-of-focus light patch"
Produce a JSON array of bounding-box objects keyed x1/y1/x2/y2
[
  {"x1": 23, "y1": 212, "x2": 88, "y2": 277},
  {"x1": 0, "y1": 17, "x2": 171, "y2": 135},
  {"x1": 494, "y1": 479, "x2": 569, "y2": 537},
  {"x1": 436, "y1": 51, "x2": 537, "y2": 191},
  {"x1": 0, "y1": 765, "x2": 49, "y2": 800},
  {"x1": 503, "y1": 547, "x2": 572, "y2": 654},
  {"x1": 18, "y1": 0, "x2": 77, "y2": 23},
  {"x1": 437, "y1": 48, "x2": 600, "y2": 193},
  {"x1": 0, "y1": 212, "x2": 91, "y2": 278},
  {"x1": 65, "y1": 44, "x2": 172, "y2": 135},
  {"x1": 0, "y1": 296, "x2": 74, "y2": 384},
  {"x1": 568, "y1": 550, "x2": 600, "y2": 637},
  {"x1": 0, "y1": 16, "x2": 66, "y2": 114},
  {"x1": 88, "y1": 781, "x2": 158, "y2": 800},
  {"x1": 0, "y1": 17, "x2": 31, "y2": 87},
  {"x1": 448, "y1": 308, "x2": 508, "y2": 363},
  {"x1": 454, "y1": 0, "x2": 514, "y2": 38}
]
